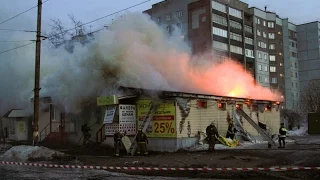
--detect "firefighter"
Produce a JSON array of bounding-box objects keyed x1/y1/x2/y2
[
  {"x1": 81, "y1": 123, "x2": 91, "y2": 146},
  {"x1": 226, "y1": 120, "x2": 236, "y2": 140},
  {"x1": 113, "y1": 130, "x2": 123, "y2": 157},
  {"x1": 136, "y1": 128, "x2": 148, "y2": 155},
  {"x1": 278, "y1": 123, "x2": 287, "y2": 148},
  {"x1": 206, "y1": 121, "x2": 219, "y2": 152}
]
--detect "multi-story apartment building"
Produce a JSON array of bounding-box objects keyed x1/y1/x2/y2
[
  {"x1": 144, "y1": 0, "x2": 298, "y2": 110},
  {"x1": 144, "y1": 0, "x2": 198, "y2": 41},
  {"x1": 297, "y1": 22, "x2": 320, "y2": 91},
  {"x1": 282, "y1": 19, "x2": 300, "y2": 109}
]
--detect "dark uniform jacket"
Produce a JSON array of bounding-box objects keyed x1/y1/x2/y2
[
  {"x1": 206, "y1": 125, "x2": 219, "y2": 139},
  {"x1": 136, "y1": 132, "x2": 148, "y2": 143},
  {"x1": 279, "y1": 127, "x2": 287, "y2": 138}
]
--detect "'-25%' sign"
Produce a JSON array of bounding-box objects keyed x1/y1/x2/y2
[{"x1": 137, "y1": 99, "x2": 176, "y2": 138}]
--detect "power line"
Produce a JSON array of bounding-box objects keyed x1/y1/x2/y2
[
  {"x1": 49, "y1": 0, "x2": 151, "y2": 38},
  {"x1": 0, "y1": 28, "x2": 36, "y2": 32},
  {"x1": 0, "y1": 42, "x2": 35, "y2": 55},
  {"x1": 0, "y1": 40, "x2": 36, "y2": 43},
  {"x1": 0, "y1": 0, "x2": 50, "y2": 26}
]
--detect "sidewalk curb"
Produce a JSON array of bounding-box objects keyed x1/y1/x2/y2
[{"x1": 1, "y1": 161, "x2": 320, "y2": 172}]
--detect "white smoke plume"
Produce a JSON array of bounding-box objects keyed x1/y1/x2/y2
[{"x1": 0, "y1": 12, "x2": 280, "y2": 115}]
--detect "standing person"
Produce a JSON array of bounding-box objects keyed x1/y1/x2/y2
[
  {"x1": 81, "y1": 123, "x2": 91, "y2": 146},
  {"x1": 113, "y1": 130, "x2": 123, "y2": 157},
  {"x1": 226, "y1": 120, "x2": 236, "y2": 140},
  {"x1": 278, "y1": 123, "x2": 287, "y2": 148},
  {"x1": 136, "y1": 128, "x2": 148, "y2": 155},
  {"x1": 206, "y1": 121, "x2": 220, "y2": 152}
]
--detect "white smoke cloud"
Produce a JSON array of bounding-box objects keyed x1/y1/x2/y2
[{"x1": 0, "y1": 12, "x2": 280, "y2": 115}]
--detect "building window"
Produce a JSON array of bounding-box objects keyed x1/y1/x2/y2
[
  {"x1": 263, "y1": 32, "x2": 267, "y2": 38},
  {"x1": 176, "y1": 10, "x2": 183, "y2": 17},
  {"x1": 229, "y1": 7, "x2": 242, "y2": 19},
  {"x1": 166, "y1": 14, "x2": 171, "y2": 20},
  {"x1": 264, "y1": 54, "x2": 268, "y2": 60},
  {"x1": 269, "y1": 55, "x2": 276, "y2": 61},
  {"x1": 295, "y1": 72, "x2": 298, "y2": 78},
  {"x1": 292, "y1": 82, "x2": 294, "y2": 87},
  {"x1": 157, "y1": 17, "x2": 161, "y2": 23},
  {"x1": 244, "y1": 25, "x2": 253, "y2": 33},
  {"x1": 265, "y1": 77, "x2": 269, "y2": 83},
  {"x1": 268, "y1": 22, "x2": 275, "y2": 28},
  {"x1": 258, "y1": 41, "x2": 267, "y2": 49},
  {"x1": 256, "y1": 17, "x2": 260, "y2": 24},
  {"x1": 271, "y1": 77, "x2": 277, "y2": 83},
  {"x1": 213, "y1": 14, "x2": 227, "y2": 26},
  {"x1": 268, "y1": 33, "x2": 275, "y2": 39},
  {"x1": 213, "y1": 27, "x2": 228, "y2": 38},
  {"x1": 230, "y1": 45, "x2": 243, "y2": 54},
  {"x1": 258, "y1": 76, "x2": 262, "y2": 82},
  {"x1": 270, "y1": 66, "x2": 276, "y2": 72},
  {"x1": 245, "y1": 49, "x2": 254, "y2": 58},
  {"x1": 296, "y1": 83, "x2": 298, "y2": 88},
  {"x1": 264, "y1": 65, "x2": 268, "y2": 72},
  {"x1": 295, "y1": 62, "x2": 297, "y2": 68},
  {"x1": 258, "y1": 64, "x2": 262, "y2": 71},
  {"x1": 230, "y1": 20, "x2": 242, "y2": 30},
  {"x1": 258, "y1": 52, "x2": 262, "y2": 59},
  {"x1": 166, "y1": 26, "x2": 171, "y2": 33},
  {"x1": 245, "y1": 37, "x2": 253, "y2": 45},
  {"x1": 213, "y1": 41, "x2": 228, "y2": 51},
  {"x1": 291, "y1": 52, "x2": 298, "y2": 58},
  {"x1": 212, "y1": 1, "x2": 226, "y2": 13},
  {"x1": 176, "y1": 23, "x2": 182, "y2": 29},
  {"x1": 291, "y1": 42, "x2": 295, "y2": 48},
  {"x1": 257, "y1": 29, "x2": 261, "y2": 36},
  {"x1": 269, "y1": 44, "x2": 275, "y2": 50},
  {"x1": 230, "y1": 32, "x2": 242, "y2": 42},
  {"x1": 263, "y1": 21, "x2": 266, "y2": 26}
]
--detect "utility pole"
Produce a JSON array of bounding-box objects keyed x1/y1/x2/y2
[{"x1": 33, "y1": 0, "x2": 42, "y2": 146}]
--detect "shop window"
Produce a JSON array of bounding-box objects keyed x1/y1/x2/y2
[
  {"x1": 197, "y1": 100, "x2": 207, "y2": 108},
  {"x1": 218, "y1": 102, "x2": 226, "y2": 110}
]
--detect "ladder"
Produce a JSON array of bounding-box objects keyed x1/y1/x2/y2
[
  {"x1": 128, "y1": 102, "x2": 159, "y2": 156},
  {"x1": 235, "y1": 107, "x2": 277, "y2": 146}
]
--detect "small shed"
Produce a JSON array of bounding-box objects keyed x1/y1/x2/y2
[
  {"x1": 308, "y1": 112, "x2": 320, "y2": 134},
  {"x1": 2, "y1": 109, "x2": 32, "y2": 142}
]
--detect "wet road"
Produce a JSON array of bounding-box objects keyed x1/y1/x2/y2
[{"x1": 0, "y1": 164, "x2": 207, "y2": 180}]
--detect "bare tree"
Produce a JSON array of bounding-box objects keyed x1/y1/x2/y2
[
  {"x1": 44, "y1": 14, "x2": 89, "y2": 50},
  {"x1": 281, "y1": 109, "x2": 301, "y2": 129},
  {"x1": 299, "y1": 79, "x2": 320, "y2": 114}
]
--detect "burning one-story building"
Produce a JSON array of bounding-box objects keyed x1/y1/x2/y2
[{"x1": 96, "y1": 86, "x2": 281, "y2": 152}]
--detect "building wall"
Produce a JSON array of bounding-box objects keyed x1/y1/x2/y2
[
  {"x1": 176, "y1": 99, "x2": 280, "y2": 139},
  {"x1": 297, "y1": 22, "x2": 320, "y2": 91},
  {"x1": 282, "y1": 19, "x2": 300, "y2": 109}
]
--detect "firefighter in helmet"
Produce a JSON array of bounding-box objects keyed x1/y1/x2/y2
[
  {"x1": 113, "y1": 130, "x2": 123, "y2": 157},
  {"x1": 206, "y1": 121, "x2": 219, "y2": 151},
  {"x1": 278, "y1": 123, "x2": 287, "y2": 148},
  {"x1": 136, "y1": 128, "x2": 148, "y2": 155},
  {"x1": 81, "y1": 123, "x2": 91, "y2": 145},
  {"x1": 226, "y1": 120, "x2": 236, "y2": 140}
]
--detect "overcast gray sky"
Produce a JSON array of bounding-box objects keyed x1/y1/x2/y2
[{"x1": 1, "y1": 0, "x2": 320, "y2": 42}]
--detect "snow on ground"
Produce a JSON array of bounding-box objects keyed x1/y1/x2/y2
[{"x1": 0, "y1": 145, "x2": 66, "y2": 162}]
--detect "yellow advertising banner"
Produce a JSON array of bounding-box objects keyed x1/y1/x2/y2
[{"x1": 137, "y1": 99, "x2": 176, "y2": 138}]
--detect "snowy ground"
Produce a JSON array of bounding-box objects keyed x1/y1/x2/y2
[{"x1": 0, "y1": 145, "x2": 67, "y2": 162}]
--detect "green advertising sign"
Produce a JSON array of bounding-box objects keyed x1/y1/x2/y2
[{"x1": 97, "y1": 95, "x2": 118, "y2": 106}]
